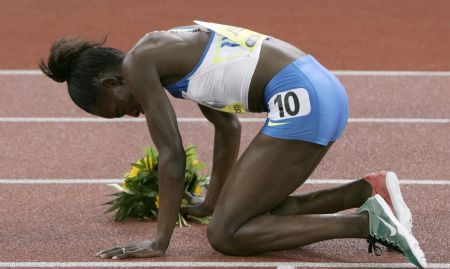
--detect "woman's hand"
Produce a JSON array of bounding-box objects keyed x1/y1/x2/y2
[
  {"x1": 96, "y1": 240, "x2": 164, "y2": 259},
  {"x1": 181, "y1": 202, "x2": 213, "y2": 218}
]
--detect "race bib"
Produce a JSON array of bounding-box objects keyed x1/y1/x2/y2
[{"x1": 267, "y1": 88, "x2": 311, "y2": 120}]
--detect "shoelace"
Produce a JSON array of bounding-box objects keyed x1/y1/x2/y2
[
  {"x1": 367, "y1": 236, "x2": 402, "y2": 256},
  {"x1": 367, "y1": 237, "x2": 383, "y2": 256}
]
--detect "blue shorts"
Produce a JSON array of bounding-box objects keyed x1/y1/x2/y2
[{"x1": 261, "y1": 55, "x2": 349, "y2": 146}]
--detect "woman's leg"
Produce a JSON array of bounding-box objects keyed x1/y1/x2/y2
[
  {"x1": 270, "y1": 140, "x2": 373, "y2": 216},
  {"x1": 271, "y1": 179, "x2": 373, "y2": 215},
  {"x1": 207, "y1": 133, "x2": 370, "y2": 255}
]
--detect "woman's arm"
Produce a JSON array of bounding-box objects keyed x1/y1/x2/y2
[
  {"x1": 98, "y1": 50, "x2": 185, "y2": 259},
  {"x1": 126, "y1": 54, "x2": 186, "y2": 251},
  {"x1": 182, "y1": 105, "x2": 241, "y2": 217}
]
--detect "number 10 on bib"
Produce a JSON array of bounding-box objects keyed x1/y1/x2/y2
[{"x1": 268, "y1": 88, "x2": 311, "y2": 121}]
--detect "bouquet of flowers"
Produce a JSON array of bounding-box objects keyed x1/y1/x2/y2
[{"x1": 104, "y1": 145, "x2": 210, "y2": 227}]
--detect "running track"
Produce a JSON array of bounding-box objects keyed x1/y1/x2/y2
[{"x1": 1, "y1": 1, "x2": 450, "y2": 269}]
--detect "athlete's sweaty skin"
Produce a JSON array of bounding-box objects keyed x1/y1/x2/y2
[{"x1": 48, "y1": 27, "x2": 374, "y2": 259}]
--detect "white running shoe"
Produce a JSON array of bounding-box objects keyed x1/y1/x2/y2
[{"x1": 357, "y1": 194, "x2": 427, "y2": 268}]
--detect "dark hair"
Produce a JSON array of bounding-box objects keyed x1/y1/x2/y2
[{"x1": 38, "y1": 38, "x2": 124, "y2": 113}]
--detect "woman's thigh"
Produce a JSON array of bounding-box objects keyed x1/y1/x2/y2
[{"x1": 210, "y1": 132, "x2": 332, "y2": 232}]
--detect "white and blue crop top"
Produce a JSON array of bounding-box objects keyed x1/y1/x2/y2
[{"x1": 165, "y1": 20, "x2": 269, "y2": 113}]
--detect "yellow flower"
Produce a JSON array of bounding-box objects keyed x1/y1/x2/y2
[
  {"x1": 193, "y1": 185, "x2": 202, "y2": 196},
  {"x1": 128, "y1": 166, "x2": 140, "y2": 178},
  {"x1": 155, "y1": 195, "x2": 160, "y2": 208},
  {"x1": 192, "y1": 159, "x2": 199, "y2": 166},
  {"x1": 128, "y1": 157, "x2": 153, "y2": 178}
]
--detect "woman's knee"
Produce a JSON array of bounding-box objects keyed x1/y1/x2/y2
[{"x1": 207, "y1": 219, "x2": 247, "y2": 256}]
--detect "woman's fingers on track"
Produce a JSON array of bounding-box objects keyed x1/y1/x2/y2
[
  {"x1": 96, "y1": 240, "x2": 164, "y2": 259},
  {"x1": 95, "y1": 240, "x2": 135, "y2": 255},
  {"x1": 97, "y1": 246, "x2": 135, "y2": 259},
  {"x1": 111, "y1": 248, "x2": 137, "y2": 260},
  {"x1": 111, "y1": 248, "x2": 163, "y2": 259},
  {"x1": 97, "y1": 247, "x2": 123, "y2": 258},
  {"x1": 96, "y1": 246, "x2": 116, "y2": 256}
]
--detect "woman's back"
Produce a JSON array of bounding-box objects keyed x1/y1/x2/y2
[{"x1": 131, "y1": 22, "x2": 306, "y2": 113}]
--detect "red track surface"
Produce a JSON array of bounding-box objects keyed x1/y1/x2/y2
[
  {"x1": 1, "y1": 0, "x2": 450, "y2": 70},
  {"x1": 0, "y1": 1, "x2": 449, "y2": 268}
]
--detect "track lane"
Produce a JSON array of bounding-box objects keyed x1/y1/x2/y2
[
  {"x1": 0, "y1": 184, "x2": 447, "y2": 264},
  {"x1": 0, "y1": 123, "x2": 450, "y2": 179},
  {"x1": 0, "y1": 123, "x2": 448, "y2": 179},
  {"x1": 1, "y1": 75, "x2": 450, "y2": 119}
]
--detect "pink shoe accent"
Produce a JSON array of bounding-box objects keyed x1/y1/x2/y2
[
  {"x1": 364, "y1": 171, "x2": 413, "y2": 232},
  {"x1": 363, "y1": 171, "x2": 395, "y2": 213}
]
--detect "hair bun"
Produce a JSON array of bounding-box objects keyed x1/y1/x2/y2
[{"x1": 39, "y1": 38, "x2": 104, "y2": 83}]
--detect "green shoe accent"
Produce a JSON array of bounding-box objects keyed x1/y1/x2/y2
[{"x1": 357, "y1": 195, "x2": 427, "y2": 268}]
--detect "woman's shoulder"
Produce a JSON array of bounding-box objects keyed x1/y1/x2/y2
[
  {"x1": 128, "y1": 31, "x2": 176, "y2": 56},
  {"x1": 127, "y1": 30, "x2": 208, "y2": 61},
  {"x1": 122, "y1": 29, "x2": 210, "y2": 78},
  {"x1": 122, "y1": 31, "x2": 180, "y2": 72}
]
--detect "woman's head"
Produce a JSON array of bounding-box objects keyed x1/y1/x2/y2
[{"x1": 39, "y1": 38, "x2": 142, "y2": 118}]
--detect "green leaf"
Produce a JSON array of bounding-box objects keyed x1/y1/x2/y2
[
  {"x1": 104, "y1": 204, "x2": 120, "y2": 214},
  {"x1": 194, "y1": 162, "x2": 206, "y2": 171},
  {"x1": 187, "y1": 215, "x2": 211, "y2": 224},
  {"x1": 115, "y1": 208, "x2": 127, "y2": 221}
]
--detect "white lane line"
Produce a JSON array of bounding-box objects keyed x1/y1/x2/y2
[
  {"x1": 0, "y1": 261, "x2": 449, "y2": 268},
  {"x1": 1, "y1": 178, "x2": 449, "y2": 185},
  {"x1": 2, "y1": 69, "x2": 450, "y2": 77},
  {"x1": 277, "y1": 266, "x2": 295, "y2": 269},
  {"x1": 0, "y1": 117, "x2": 154, "y2": 123},
  {"x1": 333, "y1": 70, "x2": 450, "y2": 77},
  {"x1": 308, "y1": 179, "x2": 450, "y2": 185},
  {"x1": 0, "y1": 70, "x2": 42, "y2": 75},
  {"x1": 348, "y1": 118, "x2": 450, "y2": 124},
  {"x1": 0, "y1": 117, "x2": 449, "y2": 124},
  {"x1": 0, "y1": 179, "x2": 125, "y2": 184}
]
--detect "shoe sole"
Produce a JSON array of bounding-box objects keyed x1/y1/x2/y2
[
  {"x1": 373, "y1": 194, "x2": 427, "y2": 268},
  {"x1": 386, "y1": 171, "x2": 413, "y2": 231}
]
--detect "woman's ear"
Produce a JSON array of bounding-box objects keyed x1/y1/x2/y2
[{"x1": 100, "y1": 76, "x2": 122, "y2": 88}]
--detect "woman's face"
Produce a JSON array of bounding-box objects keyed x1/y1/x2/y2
[{"x1": 90, "y1": 77, "x2": 143, "y2": 118}]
